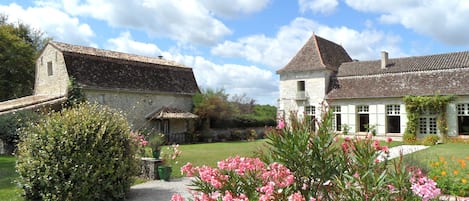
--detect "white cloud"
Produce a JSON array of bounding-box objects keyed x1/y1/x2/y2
[
  {"x1": 201, "y1": 0, "x2": 271, "y2": 18},
  {"x1": 212, "y1": 17, "x2": 404, "y2": 69},
  {"x1": 168, "y1": 54, "x2": 278, "y2": 105},
  {"x1": 345, "y1": 0, "x2": 469, "y2": 45},
  {"x1": 299, "y1": 0, "x2": 339, "y2": 14},
  {"x1": 0, "y1": 2, "x2": 94, "y2": 45},
  {"x1": 106, "y1": 32, "x2": 162, "y2": 57},
  {"x1": 61, "y1": 0, "x2": 231, "y2": 45}
]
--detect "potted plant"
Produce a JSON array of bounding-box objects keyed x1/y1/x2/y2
[
  {"x1": 158, "y1": 144, "x2": 182, "y2": 181},
  {"x1": 148, "y1": 133, "x2": 165, "y2": 159}
]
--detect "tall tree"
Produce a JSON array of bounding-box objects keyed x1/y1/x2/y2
[{"x1": 0, "y1": 14, "x2": 49, "y2": 101}]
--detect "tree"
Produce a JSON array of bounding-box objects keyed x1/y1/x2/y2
[
  {"x1": 0, "y1": 14, "x2": 49, "y2": 101},
  {"x1": 193, "y1": 88, "x2": 237, "y2": 120}
]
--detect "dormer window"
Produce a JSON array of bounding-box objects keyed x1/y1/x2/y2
[{"x1": 47, "y1": 62, "x2": 53, "y2": 76}]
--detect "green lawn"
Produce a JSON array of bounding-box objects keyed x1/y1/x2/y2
[
  {"x1": 403, "y1": 143, "x2": 469, "y2": 169},
  {"x1": 0, "y1": 156, "x2": 21, "y2": 201},
  {"x1": 171, "y1": 140, "x2": 267, "y2": 178},
  {"x1": 2, "y1": 140, "x2": 465, "y2": 200}
]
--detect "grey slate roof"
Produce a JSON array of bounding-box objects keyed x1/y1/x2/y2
[
  {"x1": 277, "y1": 34, "x2": 352, "y2": 73},
  {"x1": 49, "y1": 41, "x2": 199, "y2": 95},
  {"x1": 327, "y1": 51, "x2": 469, "y2": 99},
  {"x1": 338, "y1": 51, "x2": 469, "y2": 76}
]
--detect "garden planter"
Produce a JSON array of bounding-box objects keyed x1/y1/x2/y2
[
  {"x1": 158, "y1": 165, "x2": 172, "y2": 181},
  {"x1": 152, "y1": 149, "x2": 161, "y2": 159}
]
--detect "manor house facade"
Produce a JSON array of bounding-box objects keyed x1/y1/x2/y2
[{"x1": 277, "y1": 34, "x2": 469, "y2": 140}]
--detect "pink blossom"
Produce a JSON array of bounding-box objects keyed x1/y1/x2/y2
[
  {"x1": 353, "y1": 172, "x2": 360, "y2": 178},
  {"x1": 372, "y1": 140, "x2": 380, "y2": 150},
  {"x1": 181, "y1": 162, "x2": 195, "y2": 177},
  {"x1": 386, "y1": 137, "x2": 393, "y2": 143},
  {"x1": 288, "y1": 192, "x2": 306, "y2": 201},
  {"x1": 381, "y1": 146, "x2": 389, "y2": 153},
  {"x1": 276, "y1": 119, "x2": 285, "y2": 129},
  {"x1": 171, "y1": 193, "x2": 185, "y2": 201},
  {"x1": 140, "y1": 140, "x2": 148, "y2": 146},
  {"x1": 309, "y1": 197, "x2": 317, "y2": 201},
  {"x1": 344, "y1": 137, "x2": 351, "y2": 142}
]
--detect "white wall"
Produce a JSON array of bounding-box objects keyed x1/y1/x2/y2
[
  {"x1": 331, "y1": 98, "x2": 405, "y2": 136},
  {"x1": 34, "y1": 45, "x2": 69, "y2": 96},
  {"x1": 278, "y1": 70, "x2": 332, "y2": 121}
]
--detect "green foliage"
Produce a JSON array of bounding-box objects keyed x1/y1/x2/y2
[
  {"x1": 148, "y1": 133, "x2": 165, "y2": 150},
  {"x1": 193, "y1": 88, "x2": 236, "y2": 120},
  {"x1": 0, "y1": 110, "x2": 41, "y2": 154},
  {"x1": 16, "y1": 102, "x2": 139, "y2": 201},
  {"x1": 0, "y1": 15, "x2": 49, "y2": 101},
  {"x1": 422, "y1": 135, "x2": 440, "y2": 146},
  {"x1": 64, "y1": 77, "x2": 85, "y2": 107},
  {"x1": 403, "y1": 95, "x2": 454, "y2": 141},
  {"x1": 403, "y1": 133, "x2": 417, "y2": 144},
  {"x1": 261, "y1": 109, "x2": 344, "y2": 199},
  {"x1": 262, "y1": 107, "x2": 427, "y2": 200}
]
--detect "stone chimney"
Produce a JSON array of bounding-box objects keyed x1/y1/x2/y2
[{"x1": 381, "y1": 51, "x2": 388, "y2": 69}]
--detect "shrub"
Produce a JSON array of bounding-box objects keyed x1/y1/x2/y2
[
  {"x1": 16, "y1": 102, "x2": 139, "y2": 201},
  {"x1": 427, "y1": 156, "x2": 469, "y2": 197},
  {"x1": 174, "y1": 157, "x2": 304, "y2": 200},
  {"x1": 403, "y1": 133, "x2": 417, "y2": 144},
  {"x1": 0, "y1": 110, "x2": 41, "y2": 154},
  {"x1": 422, "y1": 135, "x2": 440, "y2": 146}
]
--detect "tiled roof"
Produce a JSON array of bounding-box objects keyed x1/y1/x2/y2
[
  {"x1": 49, "y1": 41, "x2": 199, "y2": 95},
  {"x1": 277, "y1": 34, "x2": 352, "y2": 73},
  {"x1": 328, "y1": 50, "x2": 469, "y2": 99},
  {"x1": 338, "y1": 51, "x2": 469, "y2": 76},
  {"x1": 145, "y1": 107, "x2": 198, "y2": 119},
  {"x1": 50, "y1": 41, "x2": 185, "y2": 68},
  {"x1": 327, "y1": 68, "x2": 469, "y2": 99}
]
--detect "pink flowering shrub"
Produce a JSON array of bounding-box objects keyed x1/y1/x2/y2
[
  {"x1": 410, "y1": 168, "x2": 441, "y2": 201},
  {"x1": 130, "y1": 131, "x2": 148, "y2": 157},
  {"x1": 173, "y1": 156, "x2": 306, "y2": 201}
]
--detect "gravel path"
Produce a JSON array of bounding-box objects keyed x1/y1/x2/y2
[
  {"x1": 127, "y1": 145, "x2": 431, "y2": 201},
  {"x1": 126, "y1": 177, "x2": 192, "y2": 201}
]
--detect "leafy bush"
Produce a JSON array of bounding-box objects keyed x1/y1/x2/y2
[
  {"x1": 422, "y1": 135, "x2": 440, "y2": 146},
  {"x1": 16, "y1": 102, "x2": 139, "y2": 200},
  {"x1": 0, "y1": 110, "x2": 41, "y2": 154},
  {"x1": 427, "y1": 156, "x2": 469, "y2": 197},
  {"x1": 259, "y1": 108, "x2": 439, "y2": 200},
  {"x1": 403, "y1": 133, "x2": 417, "y2": 144}
]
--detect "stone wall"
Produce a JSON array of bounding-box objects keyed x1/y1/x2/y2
[
  {"x1": 34, "y1": 45, "x2": 69, "y2": 96},
  {"x1": 84, "y1": 89, "x2": 193, "y2": 131}
]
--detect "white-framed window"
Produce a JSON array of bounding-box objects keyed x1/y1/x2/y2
[
  {"x1": 357, "y1": 105, "x2": 369, "y2": 132},
  {"x1": 457, "y1": 104, "x2": 469, "y2": 135},
  {"x1": 331, "y1": 106, "x2": 341, "y2": 131},
  {"x1": 47, "y1": 61, "x2": 53, "y2": 76},
  {"x1": 305, "y1": 105, "x2": 316, "y2": 131},
  {"x1": 419, "y1": 108, "x2": 437, "y2": 135},
  {"x1": 386, "y1": 105, "x2": 401, "y2": 133}
]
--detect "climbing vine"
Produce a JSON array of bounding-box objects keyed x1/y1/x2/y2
[
  {"x1": 403, "y1": 95, "x2": 454, "y2": 143},
  {"x1": 65, "y1": 77, "x2": 85, "y2": 107}
]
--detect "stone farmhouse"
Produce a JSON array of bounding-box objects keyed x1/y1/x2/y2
[
  {"x1": 277, "y1": 34, "x2": 469, "y2": 140},
  {"x1": 0, "y1": 41, "x2": 199, "y2": 144}
]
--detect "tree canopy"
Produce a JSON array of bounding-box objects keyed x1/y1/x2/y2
[{"x1": 0, "y1": 14, "x2": 49, "y2": 101}]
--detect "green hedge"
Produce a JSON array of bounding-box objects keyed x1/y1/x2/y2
[{"x1": 16, "y1": 102, "x2": 139, "y2": 200}]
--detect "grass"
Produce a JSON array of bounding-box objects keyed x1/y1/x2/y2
[
  {"x1": 170, "y1": 140, "x2": 266, "y2": 178},
  {"x1": 403, "y1": 143, "x2": 469, "y2": 169},
  {"x1": 0, "y1": 155, "x2": 21, "y2": 201}
]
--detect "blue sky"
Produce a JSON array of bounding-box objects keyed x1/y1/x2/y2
[{"x1": 2, "y1": 0, "x2": 469, "y2": 105}]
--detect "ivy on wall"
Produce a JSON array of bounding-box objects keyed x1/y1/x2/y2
[{"x1": 403, "y1": 95, "x2": 454, "y2": 142}]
